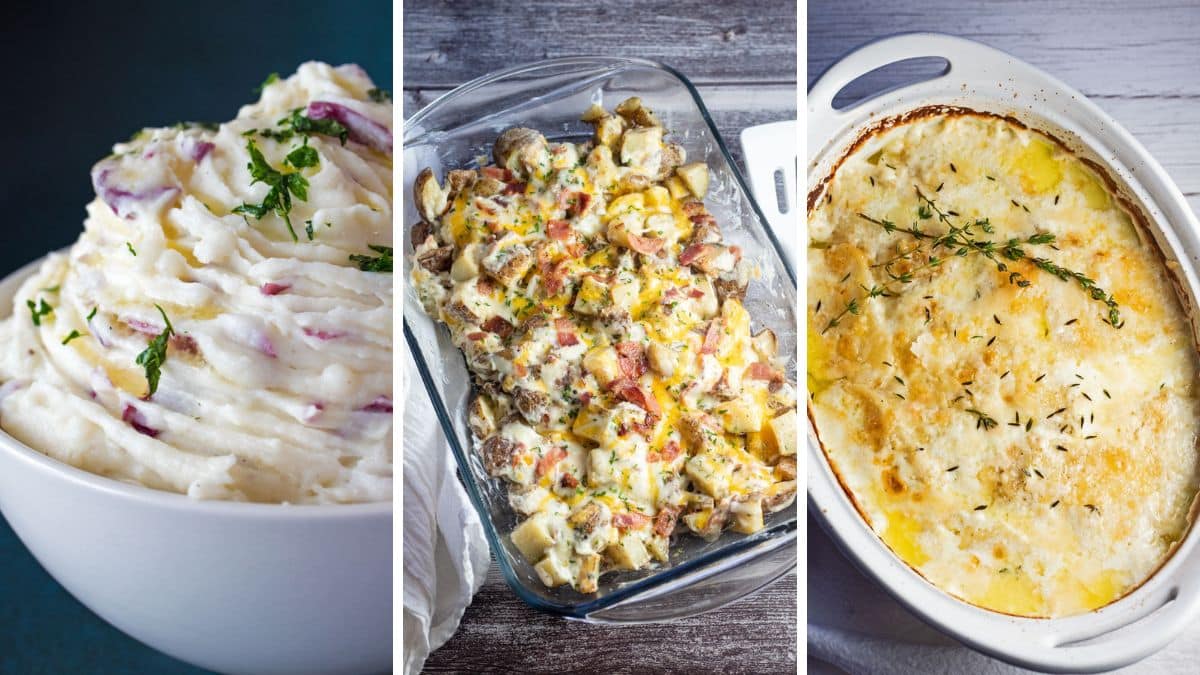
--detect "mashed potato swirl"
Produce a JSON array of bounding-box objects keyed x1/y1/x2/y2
[{"x1": 0, "y1": 62, "x2": 392, "y2": 504}]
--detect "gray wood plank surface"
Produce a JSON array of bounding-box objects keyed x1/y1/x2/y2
[
  {"x1": 422, "y1": 564, "x2": 798, "y2": 675},
  {"x1": 404, "y1": 2, "x2": 797, "y2": 673},
  {"x1": 404, "y1": 0, "x2": 796, "y2": 88},
  {"x1": 809, "y1": 2, "x2": 1200, "y2": 674},
  {"x1": 807, "y1": 0, "x2": 1200, "y2": 210}
]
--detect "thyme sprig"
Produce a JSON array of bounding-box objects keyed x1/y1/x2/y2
[
  {"x1": 821, "y1": 252, "x2": 945, "y2": 334},
  {"x1": 854, "y1": 186, "x2": 1121, "y2": 328}
]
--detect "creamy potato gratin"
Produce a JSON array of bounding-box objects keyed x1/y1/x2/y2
[
  {"x1": 809, "y1": 109, "x2": 1200, "y2": 617},
  {"x1": 0, "y1": 63, "x2": 392, "y2": 504},
  {"x1": 411, "y1": 98, "x2": 798, "y2": 592}
]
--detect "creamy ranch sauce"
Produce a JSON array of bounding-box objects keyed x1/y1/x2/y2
[
  {"x1": 0, "y1": 63, "x2": 393, "y2": 504},
  {"x1": 809, "y1": 112, "x2": 1200, "y2": 617}
]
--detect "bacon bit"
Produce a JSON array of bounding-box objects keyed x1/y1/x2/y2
[
  {"x1": 536, "y1": 446, "x2": 568, "y2": 478},
  {"x1": 689, "y1": 213, "x2": 717, "y2": 226},
  {"x1": 481, "y1": 166, "x2": 512, "y2": 181},
  {"x1": 579, "y1": 391, "x2": 592, "y2": 405},
  {"x1": 700, "y1": 321, "x2": 722, "y2": 354},
  {"x1": 687, "y1": 288, "x2": 705, "y2": 299},
  {"x1": 502, "y1": 181, "x2": 526, "y2": 195},
  {"x1": 514, "y1": 362, "x2": 528, "y2": 378},
  {"x1": 303, "y1": 327, "x2": 346, "y2": 341},
  {"x1": 555, "y1": 318, "x2": 579, "y2": 346},
  {"x1": 481, "y1": 316, "x2": 514, "y2": 338},
  {"x1": 560, "y1": 473, "x2": 579, "y2": 489},
  {"x1": 615, "y1": 342, "x2": 648, "y2": 380},
  {"x1": 627, "y1": 233, "x2": 665, "y2": 255},
  {"x1": 122, "y1": 404, "x2": 160, "y2": 438},
  {"x1": 362, "y1": 396, "x2": 393, "y2": 414},
  {"x1": 610, "y1": 378, "x2": 662, "y2": 416},
  {"x1": 556, "y1": 190, "x2": 592, "y2": 218},
  {"x1": 654, "y1": 506, "x2": 682, "y2": 537},
  {"x1": 466, "y1": 331, "x2": 487, "y2": 341},
  {"x1": 472, "y1": 196, "x2": 499, "y2": 216},
  {"x1": 612, "y1": 511, "x2": 652, "y2": 530},
  {"x1": 547, "y1": 219, "x2": 571, "y2": 240},
  {"x1": 730, "y1": 245, "x2": 743, "y2": 261},
  {"x1": 260, "y1": 282, "x2": 290, "y2": 296},
  {"x1": 746, "y1": 362, "x2": 784, "y2": 382},
  {"x1": 660, "y1": 440, "x2": 682, "y2": 462},
  {"x1": 679, "y1": 243, "x2": 705, "y2": 265},
  {"x1": 564, "y1": 241, "x2": 586, "y2": 259}
]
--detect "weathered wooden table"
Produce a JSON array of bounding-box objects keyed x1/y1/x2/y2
[
  {"x1": 809, "y1": 2, "x2": 1200, "y2": 673},
  {"x1": 404, "y1": 2, "x2": 797, "y2": 672}
]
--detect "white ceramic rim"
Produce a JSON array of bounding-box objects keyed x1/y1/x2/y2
[
  {"x1": 0, "y1": 255, "x2": 392, "y2": 518},
  {"x1": 807, "y1": 33, "x2": 1200, "y2": 673}
]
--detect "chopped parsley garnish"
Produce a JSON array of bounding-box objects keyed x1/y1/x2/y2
[
  {"x1": 350, "y1": 244, "x2": 393, "y2": 272},
  {"x1": 86, "y1": 307, "x2": 98, "y2": 321},
  {"x1": 40, "y1": 285, "x2": 60, "y2": 293},
  {"x1": 232, "y1": 139, "x2": 309, "y2": 242},
  {"x1": 284, "y1": 138, "x2": 319, "y2": 169},
  {"x1": 61, "y1": 330, "x2": 85, "y2": 345},
  {"x1": 367, "y1": 87, "x2": 391, "y2": 103},
  {"x1": 260, "y1": 108, "x2": 348, "y2": 146},
  {"x1": 126, "y1": 242, "x2": 137, "y2": 256},
  {"x1": 27, "y1": 298, "x2": 53, "y2": 326},
  {"x1": 135, "y1": 305, "x2": 174, "y2": 397}
]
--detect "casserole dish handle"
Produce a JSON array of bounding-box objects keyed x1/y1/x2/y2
[{"x1": 808, "y1": 32, "x2": 1016, "y2": 152}]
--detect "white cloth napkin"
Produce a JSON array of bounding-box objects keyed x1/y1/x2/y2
[
  {"x1": 808, "y1": 513, "x2": 1200, "y2": 674},
  {"x1": 401, "y1": 353, "x2": 490, "y2": 675}
]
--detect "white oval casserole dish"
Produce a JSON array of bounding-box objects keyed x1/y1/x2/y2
[
  {"x1": 807, "y1": 33, "x2": 1200, "y2": 673},
  {"x1": 0, "y1": 257, "x2": 392, "y2": 675}
]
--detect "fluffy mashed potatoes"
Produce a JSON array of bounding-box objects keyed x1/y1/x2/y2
[
  {"x1": 0, "y1": 62, "x2": 393, "y2": 504},
  {"x1": 809, "y1": 110, "x2": 1200, "y2": 617}
]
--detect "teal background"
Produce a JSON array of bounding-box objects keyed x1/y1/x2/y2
[{"x1": 0, "y1": 1, "x2": 390, "y2": 672}]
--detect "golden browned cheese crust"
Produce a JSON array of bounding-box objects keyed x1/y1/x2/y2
[{"x1": 808, "y1": 111, "x2": 1200, "y2": 617}]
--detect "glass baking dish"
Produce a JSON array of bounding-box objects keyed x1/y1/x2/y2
[{"x1": 402, "y1": 56, "x2": 797, "y2": 622}]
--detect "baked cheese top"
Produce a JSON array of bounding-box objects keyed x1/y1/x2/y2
[{"x1": 808, "y1": 111, "x2": 1200, "y2": 617}]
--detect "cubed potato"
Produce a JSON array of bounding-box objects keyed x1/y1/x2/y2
[
  {"x1": 614, "y1": 96, "x2": 661, "y2": 127},
  {"x1": 587, "y1": 446, "x2": 617, "y2": 487},
  {"x1": 494, "y1": 127, "x2": 550, "y2": 179},
  {"x1": 730, "y1": 498, "x2": 765, "y2": 534},
  {"x1": 647, "y1": 342, "x2": 676, "y2": 377},
  {"x1": 685, "y1": 452, "x2": 733, "y2": 500},
  {"x1": 577, "y1": 553, "x2": 601, "y2": 593},
  {"x1": 481, "y1": 239, "x2": 534, "y2": 288},
  {"x1": 511, "y1": 513, "x2": 556, "y2": 562},
  {"x1": 534, "y1": 552, "x2": 572, "y2": 587},
  {"x1": 675, "y1": 163, "x2": 710, "y2": 197},
  {"x1": 745, "y1": 431, "x2": 768, "y2": 462},
  {"x1": 620, "y1": 126, "x2": 663, "y2": 170},
  {"x1": 664, "y1": 175, "x2": 690, "y2": 199},
  {"x1": 413, "y1": 167, "x2": 448, "y2": 223},
  {"x1": 594, "y1": 114, "x2": 625, "y2": 148},
  {"x1": 642, "y1": 213, "x2": 674, "y2": 240},
  {"x1": 586, "y1": 145, "x2": 619, "y2": 190},
  {"x1": 691, "y1": 277, "x2": 719, "y2": 319},
  {"x1": 646, "y1": 535, "x2": 670, "y2": 563},
  {"x1": 679, "y1": 412, "x2": 721, "y2": 453},
  {"x1": 467, "y1": 393, "x2": 496, "y2": 439},
  {"x1": 605, "y1": 532, "x2": 651, "y2": 571},
  {"x1": 763, "y1": 480, "x2": 797, "y2": 512},
  {"x1": 606, "y1": 192, "x2": 645, "y2": 219},
  {"x1": 751, "y1": 328, "x2": 778, "y2": 360},
  {"x1": 606, "y1": 212, "x2": 645, "y2": 250},
  {"x1": 573, "y1": 275, "x2": 612, "y2": 315},
  {"x1": 580, "y1": 103, "x2": 607, "y2": 123},
  {"x1": 450, "y1": 243, "x2": 481, "y2": 282},
  {"x1": 643, "y1": 185, "x2": 671, "y2": 210},
  {"x1": 583, "y1": 345, "x2": 620, "y2": 387},
  {"x1": 571, "y1": 405, "x2": 605, "y2": 443},
  {"x1": 549, "y1": 142, "x2": 580, "y2": 170},
  {"x1": 715, "y1": 396, "x2": 763, "y2": 434},
  {"x1": 765, "y1": 409, "x2": 798, "y2": 457}
]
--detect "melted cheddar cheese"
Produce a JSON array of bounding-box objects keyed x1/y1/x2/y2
[
  {"x1": 809, "y1": 111, "x2": 1200, "y2": 617},
  {"x1": 412, "y1": 99, "x2": 798, "y2": 593}
]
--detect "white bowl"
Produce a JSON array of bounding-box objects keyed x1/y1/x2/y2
[
  {"x1": 0, "y1": 257, "x2": 392, "y2": 675},
  {"x1": 808, "y1": 34, "x2": 1200, "y2": 673}
]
